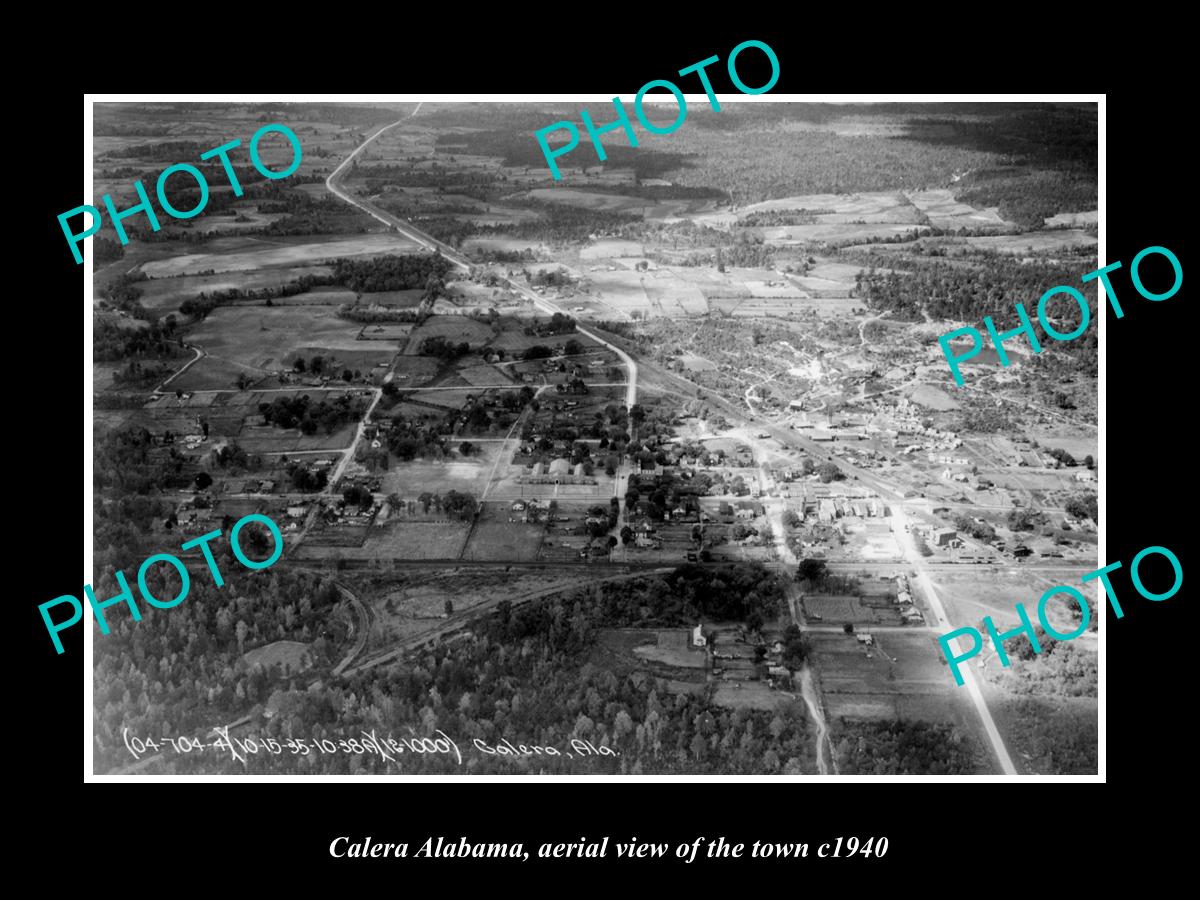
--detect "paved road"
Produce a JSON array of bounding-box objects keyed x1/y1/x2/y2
[
  {"x1": 588, "y1": 340, "x2": 1024, "y2": 774},
  {"x1": 889, "y1": 502, "x2": 1018, "y2": 775}
]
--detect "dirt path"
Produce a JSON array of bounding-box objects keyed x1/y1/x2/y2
[{"x1": 799, "y1": 666, "x2": 836, "y2": 775}]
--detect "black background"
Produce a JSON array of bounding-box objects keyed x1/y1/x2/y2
[{"x1": 18, "y1": 21, "x2": 1190, "y2": 887}]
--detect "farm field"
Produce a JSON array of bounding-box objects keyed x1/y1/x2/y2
[
  {"x1": 141, "y1": 233, "x2": 425, "y2": 277},
  {"x1": 811, "y1": 631, "x2": 979, "y2": 725},
  {"x1": 135, "y1": 266, "x2": 337, "y2": 313},
  {"x1": 461, "y1": 521, "x2": 544, "y2": 562},
  {"x1": 963, "y1": 229, "x2": 1096, "y2": 254},
  {"x1": 185, "y1": 306, "x2": 399, "y2": 372}
]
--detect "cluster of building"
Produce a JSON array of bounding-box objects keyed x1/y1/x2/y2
[
  {"x1": 892, "y1": 574, "x2": 925, "y2": 624},
  {"x1": 509, "y1": 498, "x2": 571, "y2": 524},
  {"x1": 520, "y1": 457, "x2": 597, "y2": 485}
]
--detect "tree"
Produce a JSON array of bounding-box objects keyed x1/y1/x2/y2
[
  {"x1": 796, "y1": 558, "x2": 827, "y2": 585},
  {"x1": 843, "y1": 623, "x2": 854, "y2": 634},
  {"x1": 194, "y1": 472, "x2": 213, "y2": 490},
  {"x1": 620, "y1": 525, "x2": 633, "y2": 545},
  {"x1": 459, "y1": 441, "x2": 474, "y2": 456},
  {"x1": 780, "y1": 624, "x2": 810, "y2": 671},
  {"x1": 816, "y1": 462, "x2": 844, "y2": 483},
  {"x1": 444, "y1": 599, "x2": 454, "y2": 616}
]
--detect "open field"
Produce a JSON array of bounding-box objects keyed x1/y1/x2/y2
[
  {"x1": 593, "y1": 628, "x2": 708, "y2": 693},
  {"x1": 739, "y1": 191, "x2": 924, "y2": 224},
  {"x1": 296, "y1": 522, "x2": 473, "y2": 561},
  {"x1": 381, "y1": 451, "x2": 500, "y2": 497},
  {"x1": 402, "y1": 316, "x2": 495, "y2": 355},
  {"x1": 141, "y1": 233, "x2": 426, "y2": 277},
  {"x1": 135, "y1": 265, "x2": 336, "y2": 313},
  {"x1": 185, "y1": 306, "x2": 399, "y2": 372},
  {"x1": 964, "y1": 229, "x2": 1096, "y2": 254},
  {"x1": 811, "y1": 631, "x2": 978, "y2": 724},
  {"x1": 905, "y1": 189, "x2": 1010, "y2": 229},
  {"x1": 462, "y1": 521, "x2": 544, "y2": 561},
  {"x1": 243, "y1": 640, "x2": 312, "y2": 673}
]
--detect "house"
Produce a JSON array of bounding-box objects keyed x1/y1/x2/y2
[
  {"x1": 932, "y1": 527, "x2": 957, "y2": 547},
  {"x1": 691, "y1": 625, "x2": 707, "y2": 648},
  {"x1": 286, "y1": 504, "x2": 308, "y2": 518},
  {"x1": 511, "y1": 501, "x2": 526, "y2": 512}
]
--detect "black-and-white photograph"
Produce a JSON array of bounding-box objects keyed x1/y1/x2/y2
[{"x1": 83, "y1": 96, "x2": 1100, "y2": 777}]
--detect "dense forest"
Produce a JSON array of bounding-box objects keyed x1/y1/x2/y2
[
  {"x1": 259, "y1": 393, "x2": 369, "y2": 435},
  {"x1": 855, "y1": 252, "x2": 1099, "y2": 326},
  {"x1": 94, "y1": 318, "x2": 184, "y2": 363},
  {"x1": 590, "y1": 564, "x2": 786, "y2": 628},
  {"x1": 93, "y1": 567, "x2": 352, "y2": 773},
  {"x1": 664, "y1": 103, "x2": 1096, "y2": 213},
  {"x1": 177, "y1": 255, "x2": 449, "y2": 321},
  {"x1": 330, "y1": 254, "x2": 451, "y2": 293},
  {"x1": 105, "y1": 565, "x2": 816, "y2": 775},
  {"x1": 999, "y1": 699, "x2": 1096, "y2": 775},
  {"x1": 833, "y1": 720, "x2": 982, "y2": 774}
]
